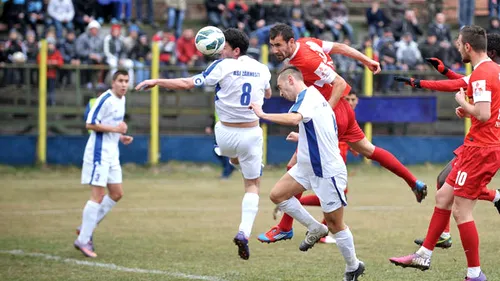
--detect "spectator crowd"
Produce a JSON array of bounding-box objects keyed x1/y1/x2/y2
[{"x1": 1, "y1": 0, "x2": 500, "y2": 103}]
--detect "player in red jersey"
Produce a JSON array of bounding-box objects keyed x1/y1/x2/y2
[
  {"x1": 390, "y1": 26, "x2": 500, "y2": 281},
  {"x1": 393, "y1": 33, "x2": 500, "y2": 250},
  {"x1": 257, "y1": 23, "x2": 428, "y2": 244}
]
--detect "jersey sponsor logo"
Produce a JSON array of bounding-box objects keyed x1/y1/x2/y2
[{"x1": 472, "y1": 80, "x2": 486, "y2": 99}]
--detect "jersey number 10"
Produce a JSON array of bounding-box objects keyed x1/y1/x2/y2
[{"x1": 240, "y1": 83, "x2": 252, "y2": 106}]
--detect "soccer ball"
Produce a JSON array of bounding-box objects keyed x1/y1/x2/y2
[{"x1": 195, "y1": 26, "x2": 225, "y2": 56}]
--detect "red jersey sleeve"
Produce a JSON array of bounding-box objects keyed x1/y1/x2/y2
[{"x1": 420, "y1": 78, "x2": 468, "y2": 92}]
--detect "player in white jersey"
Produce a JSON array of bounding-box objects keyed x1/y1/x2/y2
[
  {"x1": 135, "y1": 28, "x2": 272, "y2": 260},
  {"x1": 74, "y1": 70, "x2": 134, "y2": 258},
  {"x1": 250, "y1": 66, "x2": 365, "y2": 281}
]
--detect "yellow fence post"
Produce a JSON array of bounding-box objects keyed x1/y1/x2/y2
[
  {"x1": 149, "y1": 41, "x2": 160, "y2": 165},
  {"x1": 464, "y1": 63, "x2": 472, "y2": 135},
  {"x1": 260, "y1": 44, "x2": 269, "y2": 166},
  {"x1": 363, "y1": 47, "x2": 373, "y2": 164},
  {"x1": 37, "y1": 39, "x2": 47, "y2": 165}
]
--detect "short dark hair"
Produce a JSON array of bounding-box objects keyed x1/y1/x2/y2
[
  {"x1": 112, "y1": 70, "x2": 129, "y2": 81},
  {"x1": 278, "y1": 66, "x2": 303, "y2": 81},
  {"x1": 460, "y1": 25, "x2": 487, "y2": 52},
  {"x1": 223, "y1": 28, "x2": 249, "y2": 55},
  {"x1": 270, "y1": 23, "x2": 294, "y2": 42},
  {"x1": 487, "y1": 33, "x2": 500, "y2": 57}
]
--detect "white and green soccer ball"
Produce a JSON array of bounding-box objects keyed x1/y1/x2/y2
[{"x1": 195, "y1": 26, "x2": 225, "y2": 56}]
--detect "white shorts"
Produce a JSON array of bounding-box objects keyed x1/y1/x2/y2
[
  {"x1": 214, "y1": 122, "x2": 263, "y2": 179},
  {"x1": 288, "y1": 165, "x2": 347, "y2": 213},
  {"x1": 81, "y1": 161, "x2": 122, "y2": 187}
]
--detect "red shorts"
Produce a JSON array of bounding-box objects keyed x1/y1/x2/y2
[
  {"x1": 339, "y1": 141, "x2": 349, "y2": 164},
  {"x1": 446, "y1": 146, "x2": 500, "y2": 199},
  {"x1": 334, "y1": 98, "x2": 365, "y2": 143}
]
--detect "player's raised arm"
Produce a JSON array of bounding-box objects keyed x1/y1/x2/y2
[
  {"x1": 328, "y1": 73, "x2": 347, "y2": 108},
  {"x1": 425, "y1": 57, "x2": 464, "y2": 80},
  {"x1": 250, "y1": 102, "x2": 303, "y2": 126},
  {"x1": 325, "y1": 40, "x2": 381, "y2": 74},
  {"x1": 394, "y1": 75, "x2": 468, "y2": 92},
  {"x1": 135, "y1": 77, "x2": 196, "y2": 91}
]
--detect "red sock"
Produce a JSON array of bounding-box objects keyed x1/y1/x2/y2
[
  {"x1": 422, "y1": 207, "x2": 452, "y2": 250},
  {"x1": 278, "y1": 192, "x2": 302, "y2": 231},
  {"x1": 321, "y1": 218, "x2": 327, "y2": 225},
  {"x1": 299, "y1": 195, "x2": 320, "y2": 206},
  {"x1": 368, "y1": 147, "x2": 417, "y2": 188},
  {"x1": 436, "y1": 182, "x2": 451, "y2": 233},
  {"x1": 345, "y1": 185, "x2": 348, "y2": 195},
  {"x1": 458, "y1": 221, "x2": 480, "y2": 267},
  {"x1": 478, "y1": 189, "x2": 496, "y2": 202}
]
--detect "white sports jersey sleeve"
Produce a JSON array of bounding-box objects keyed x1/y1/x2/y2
[
  {"x1": 290, "y1": 89, "x2": 315, "y2": 122},
  {"x1": 321, "y1": 41, "x2": 334, "y2": 54},
  {"x1": 86, "y1": 94, "x2": 111, "y2": 124}
]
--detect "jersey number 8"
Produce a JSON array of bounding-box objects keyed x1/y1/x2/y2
[{"x1": 240, "y1": 83, "x2": 252, "y2": 106}]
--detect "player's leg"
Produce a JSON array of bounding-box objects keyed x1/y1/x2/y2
[
  {"x1": 337, "y1": 98, "x2": 427, "y2": 202},
  {"x1": 232, "y1": 126, "x2": 263, "y2": 260},
  {"x1": 96, "y1": 164, "x2": 123, "y2": 225},
  {"x1": 414, "y1": 158, "x2": 454, "y2": 248},
  {"x1": 258, "y1": 152, "x2": 299, "y2": 243},
  {"x1": 389, "y1": 182, "x2": 455, "y2": 270},
  {"x1": 313, "y1": 174, "x2": 364, "y2": 279},
  {"x1": 453, "y1": 196, "x2": 483, "y2": 280},
  {"x1": 271, "y1": 167, "x2": 327, "y2": 251},
  {"x1": 76, "y1": 162, "x2": 110, "y2": 258}
]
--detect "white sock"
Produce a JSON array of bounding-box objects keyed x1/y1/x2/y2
[
  {"x1": 277, "y1": 196, "x2": 323, "y2": 231},
  {"x1": 77, "y1": 200, "x2": 100, "y2": 244},
  {"x1": 416, "y1": 246, "x2": 433, "y2": 259},
  {"x1": 238, "y1": 193, "x2": 259, "y2": 238},
  {"x1": 334, "y1": 227, "x2": 360, "y2": 272},
  {"x1": 467, "y1": 267, "x2": 481, "y2": 278},
  {"x1": 96, "y1": 195, "x2": 117, "y2": 225},
  {"x1": 441, "y1": 232, "x2": 451, "y2": 239},
  {"x1": 494, "y1": 190, "x2": 500, "y2": 203}
]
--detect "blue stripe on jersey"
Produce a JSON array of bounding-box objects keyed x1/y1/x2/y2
[
  {"x1": 93, "y1": 132, "x2": 103, "y2": 164},
  {"x1": 332, "y1": 115, "x2": 338, "y2": 134},
  {"x1": 214, "y1": 83, "x2": 221, "y2": 101},
  {"x1": 331, "y1": 177, "x2": 347, "y2": 206},
  {"x1": 90, "y1": 93, "x2": 112, "y2": 124},
  {"x1": 203, "y1": 59, "x2": 224, "y2": 78},
  {"x1": 304, "y1": 120, "x2": 323, "y2": 177},
  {"x1": 290, "y1": 89, "x2": 307, "y2": 112}
]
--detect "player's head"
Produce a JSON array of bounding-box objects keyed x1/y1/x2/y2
[
  {"x1": 269, "y1": 23, "x2": 296, "y2": 62},
  {"x1": 457, "y1": 25, "x2": 487, "y2": 63},
  {"x1": 345, "y1": 92, "x2": 358, "y2": 110},
  {"x1": 221, "y1": 28, "x2": 249, "y2": 59},
  {"x1": 277, "y1": 66, "x2": 304, "y2": 101},
  {"x1": 487, "y1": 33, "x2": 500, "y2": 61},
  {"x1": 111, "y1": 70, "x2": 129, "y2": 97}
]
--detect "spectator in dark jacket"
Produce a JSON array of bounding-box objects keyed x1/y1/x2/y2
[
  {"x1": 391, "y1": 10, "x2": 423, "y2": 41},
  {"x1": 59, "y1": 29, "x2": 80, "y2": 85},
  {"x1": 304, "y1": 0, "x2": 327, "y2": 38},
  {"x1": 73, "y1": 0, "x2": 96, "y2": 35},
  {"x1": 227, "y1": 0, "x2": 249, "y2": 33},
  {"x1": 205, "y1": 0, "x2": 228, "y2": 28},
  {"x1": 38, "y1": 37, "x2": 63, "y2": 105},
  {"x1": 366, "y1": 1, "x2": 387, "y2": 39},
  {"x1": 427, "y1": 13, "x2": 451, "y2": 43},
  {"x1": 487, "y1": 17, "x2": 500, "y2": 35},
  {"x1": 25, "y1": 0, "x2": 46, "y2": 38},
  {"x1": 289, "y1": 0, "x2": 307, "y2": 37},
  {"x1": 248, "y1": 0, "x2": 266, "y2": 31},
  {"x1": 265, "y1": 0, "x2": 288, "y2": 26},
  {"x1": 76, "y1": 20, "x2": 104, "y2": 88},
  {"x1": 7, "y1": 0, "x2": 26, "y2": 34},
  {"x1": 5, "y1": 29, "x2": 26, "y2": 86},
  {"x1": 130, "y1": 34, "x2": 151, "y2": 84},
  {"x1": 24, "y1": 30, "x2": 38, "y2": 85}
]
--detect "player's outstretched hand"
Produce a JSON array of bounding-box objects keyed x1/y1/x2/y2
[
  {"x1": 425, "y1": 57, "x2": 449, "y2": 74},
  {"x1": 249, "y1": 102, "x2": 265, "y2": 118},
  {"x1": 115, "y1": 121, "x2": 128, "y2": 134},
  {"x1": 135, "y1": 79, "x2": 157, "y2": 91},
  {"x1": 394, "y1": 76, "x2": 421, "y2": 88},
  {"x1": 286, "y1": 131, "x2": 299, "y2": 142},
  {"x1": 455, "y1": 87, "x2": 467, "y2": 105},
  {"x1": 367, "y1": 59, "x2": 381, "y2": 74},
  {"x1": 120, "y1": 135, "x2": 134, "y2": 145}
]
